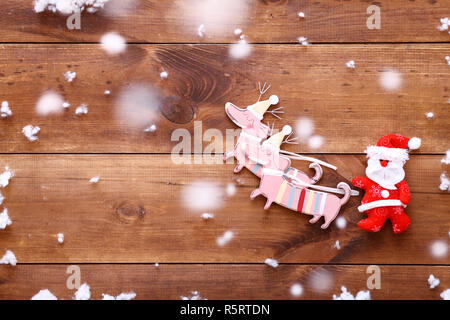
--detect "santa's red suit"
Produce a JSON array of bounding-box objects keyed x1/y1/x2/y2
[{"x1": 352, "y1": 134, "x2": 421, "y2": 234}]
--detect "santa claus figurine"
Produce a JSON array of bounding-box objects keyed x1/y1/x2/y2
[{"x1": 352, "y1": 134, "x2": 421, "y2": 234}]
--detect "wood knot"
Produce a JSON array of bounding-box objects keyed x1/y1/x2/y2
[
  {"x1": 160, "y1": 96, "x2": 195, "y2": 124},
  {"x1": 114, "y1": 202, "x2": 146, "y2": 224}
]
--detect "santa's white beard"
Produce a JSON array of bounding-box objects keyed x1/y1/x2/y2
[{"x1": 366, "y1": 158, "x2": 405, "y2": 190}]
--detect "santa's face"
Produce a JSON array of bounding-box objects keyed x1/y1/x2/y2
[{"x1": 365, "y1": 157, "x2": 405, "y2": 190}]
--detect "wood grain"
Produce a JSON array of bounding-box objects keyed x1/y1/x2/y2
[
  {"x1": 0, "y1": 44, "x2": 449, "y2": 153},
  {"x1": 1, "y1": 264, "x2": 449, "y2": 300},
  {"x1": 1, "y1": 0, "x2": 449, "y2": 43},
  {"x1": 0, "y1": 155, "x2": 448, "y2": 264}
]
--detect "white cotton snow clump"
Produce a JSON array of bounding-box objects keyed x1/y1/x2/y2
[
  {"x1": 75, "y1": 104, "x2": 88, "y2": 115},
  {"x1": 0, "y1": 250, "x2": 17, "y2": 266},
  {"x1": 34, "y1": 0, "x2": 110, "y2": 15},
  {"x1": 379, "y1": 69, "x2": 402, "y2": 91},
  {"x1": 0, "y1": 167, "x2": 14, "y2": 188},
  {"x1": 31, "y1": 289, "x2": 58, "y2": 300},
  {"x1": 334, "y1": 240, "x2": 341, "y2": 250},
  {"x1": 437, "y1": 17, "x2": 450, "y2": 32},
  {"x1": 441, "y1": 289, "x2": 450, "y2": 300},
  {"x1": 1, "y1": 101, "x2": 12, "y2": 118},
  {"x1": 181, "y1": 181, "x2": 224, "y2": 212},
  {"x1": 426, "y1": 112, "x2": 434, "y2": 119},
  {"x1": 181, "y1": 291, "x2": 207, "y2": 300},
  {"x1": 333, "y1": 286, "x2": 371, "y2": 300},
  {"x1": 144, "y1": 124, "x2": 157, "y2": 133},
  {"x1": 89, "y1": 176, "x2": 100, "y2": 184},
  {"x1": 64, "y1": 71, "x2": 77, "y2": 82},
  {"x1": 290, "y1": 283, "x2": 303, "y2": 297},
  {"x1": 441, "y1": 150, "x2": 450, "y2": 165},
  {"x1": 22, "y1": 125, "x2": 41, "y2": 142},
  {"x1": 428, "y1": 274, "x2": 440, "y2": 289},
  {"x1": 0, "y1": 208, "x2": 12, "y2": 230},
  {"x1": 297, "y1": 37, "x2": 309, "y2": 46},
  {"x1": 346, "y1": 60, "x2": 355, "y2": 69},
  {"x1": 298, "y1": 12, "x2": 305, "y2": 18},
  {"x1": 264, "y1": 258, "x2": 279, "y2": 268},
  {"x1": 102, "y1": 292, "x2": 136, "y2": 300},
  {"x1": 114, "y1": 84, "x2": 162, "y2": 131},
  {"x1": 197, "y1": 24, "x2": 205, "y2": 38},
  {"x1": 201, "y1": 213, "x2": 214, "y2": 220},
  {"x1": 216, "y1": 230, "x2": 234, "y2": 247},
  {"x1": 160, "y1": 71, "x2": 168, "y2": 79},
  {"x1": 57, "y1": 233, "x2": 64, "y2": 244},
  {"x1": 100, "y1": 32, "x2": 126, "y2": 55},
  {"x1": 440, "y1": 173, "x2": 450, "y2": 191},
  {"x1": 36, "y1": 90, "x2": 64, "y2": 116},
  {"x1": 74, "y1": 283, "x2": 91, "y2": 300},
  {"x1": 229, "y1": 40, "x2": 251, "y2": 59}
]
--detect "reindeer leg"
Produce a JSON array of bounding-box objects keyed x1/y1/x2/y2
[
  {"x1": 234, "y1": 163, "x2": 244, "y2": 173},
  {"x1": 223, "y1": 151, "x2": 234, "y2": 161},
  {"x1": 309, "y1": 215, "x2": 321, "y2": 224},
  {"x1": 264, "y1": 198, "x2": 274, "y2": 210},
  {"x1": 250, "y1": 189, "x2": 262, "y2": 200},
  {"x1": 321, "y1": 210, "x2": 339, "y2": 229}
]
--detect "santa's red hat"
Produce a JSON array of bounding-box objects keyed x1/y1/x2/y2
[{"x1": 365, "y1": 134, "x2": 421, "y2": 162}]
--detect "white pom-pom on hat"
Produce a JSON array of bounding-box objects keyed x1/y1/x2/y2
[
  {"x1": 269, "y1": 95, "x2": 279, "y2": 105},
  {"x1": 408, "y1": 137, "x2": 421, "y2": 150},
  {"x1": 282, "y1": 125, "x2": 292, "y2": 135}
]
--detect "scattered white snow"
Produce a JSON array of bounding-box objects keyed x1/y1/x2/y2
[
  {"x1": 104, "y1": 90, "x2": 111, "y2": 95},
  {"x1": 438, "y1": 17, "x2": 449, "y2": 31},
  {"x1": 290, "y1": 283, "x2": 303, "y2": 297},
  {"x1": 1, "y1": 101, "x2": 12, "y2": 118},
  {"x1": 226, "y1": 183, "x2": 236, "y2": 197},
  {"x1": 229, "y1": 40, "x2": 251, "y2": 59},
  {"x1": 430, "y1": 240, "x2": 448, "y2": 258},
  {"x1": 234, "y1": 28, "x2": 242, "y2": 36},
  {"x1": 216, "y1": 230, "x2": 234, "y2": 247},
  {"x1": 181, "y1": 181, "x2": 224, "y2": 212},
  {"x1": 295, "y1": 117, "x2": 314, "y2": 140},
  {"x1": 297, "y1": 36, "x2": 309, "y2": 46},
  {"x1": 0, "y1": 191, "x2": 3, "y2": 206},
  {"x1": 307, "y1": 269, "x2": 333, "y2": 292},
  {"x1": 439, "y1": 173, "x2": 449, "y2": 191},
  {"x1": 441, "y1": 289, "x2": 450, "y2": 300},
  {"x1": 154, "y1": 262, "x2": 159, "y2": 267},
  {"x1": 144, "y1": 124, "x2": 157, "y2": 133},
  {"x1": 74, "y1": 283, "x2": 91, "y2": 300},
  {"x1": 0, "y1": 250, "x2": 17, "y2": 266},
  {"x1": 100, "y1": 32, "x2": 126, "y2": 55},
  {"x1": 34, "y1": 0, "x2": 110, "y2": 15},
  {"x1": 35, "y1": 90, "x2": 64, "y2": 116},
  {"x1": 426, "y1": 111, "x2": 434, "y2": 119},
  {"x1": 75, "y1": 104, "x2": 88, "y2": 115},
  {"x1": 160, "y1": 71, "x2": 168, "y2": 79},
  {"x1": 0, "y1": 167, "x2": 14, "y2": 188},
  {"x1": 201, "y1": 213, "x2": 214, "y2": 220},
  {"x1": 308, "y1": 135, "x2": 324, "y2": 149},
  {"x1": 428, "y1": 274, "x2": 440, "y2": 289},
  {"x1": 62, "y1": 101, "x2": 71, "y2": 109},
  {"x1": 22, "y1": 125, "x2": 40, "y2": 142},
  {"x1": 441, "y1": 150, "x2": 450, "y2": 165},
  {"x1": 379, "y1": 69, "x2": 402, "y2": 91},
  {"x1": 181, "y1": 290, "x2": 206, "y2": 300},
  {"x1": 333, "y1": 286, "x2": 371, "y2": 300},
  {"x1": 298, "y1": 12, "x2": 305, "y2": 18},
  {"x1": 31, "y1": 289, "x2": 58, "y2": 300},
  {"x1": 346, "y1": 60, "x2": 355, "y2": 69},
  {"x1": 0, "y1": 208, "x2": 12, "y2": 230},
  {"x1": 264, "y1": 258, "x2": 279, "y2": 268},
  {"x1": 335, "y1": 217, "x2": 347, "y2": 229},
  {"x1": 89, "y1": 176, "x2": 100, "y2": 184},
  {"x1": 197, "y1": 24, "x2": 205, "y2": 38},
  {"x1": 102, "y1": 292, "x2": 136, "y2": 300},
  {"x1": 446, "y1": 56, "x2": 450, "y2": 66},
  {"x1": 64, "y1": 71, "x2": 77, "y2": 82},
  {"x1": 334, "y1": 240, "x2": 341, "y2": 250},
  {"x1": 57, "y1": 233, "x2": 64, "y2": 244}
]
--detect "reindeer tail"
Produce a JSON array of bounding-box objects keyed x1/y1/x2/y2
[
  {"x1": 308, "y1": 163, "x2": 323, "y2": 184},
  {"x1": 337, "y1": 182, "x2": 351, "y2": 206}
]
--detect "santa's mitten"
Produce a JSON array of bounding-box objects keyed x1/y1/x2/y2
[
  {"x1": 352, "y1": 176, "x2": 369, "y2": 190},
  {"x1": 397, "y1": 181, "x2": 411, "y2": 206}
]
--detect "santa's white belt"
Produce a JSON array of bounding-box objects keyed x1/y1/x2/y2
[{"x1": 358, "y1": 200, "x2": 406, "y2": 212}]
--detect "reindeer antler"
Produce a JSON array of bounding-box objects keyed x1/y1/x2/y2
[{"x1": 257, "y1": 81, "x2": 271, "y2": 102}]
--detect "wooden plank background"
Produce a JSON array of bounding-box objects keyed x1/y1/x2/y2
[{"x1": 0, "y1": 0, "x2": 449, "y2": 300}]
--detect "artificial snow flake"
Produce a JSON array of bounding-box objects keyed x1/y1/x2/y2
[
  {"x1": 34, "y1": 0, "x2": 110, "y2": 15},
  {"x1": 346, "y1": 60, "x2": 355, "y2": 69},
  {"x1": 335, "y1": 217, "x2": 347, "y2": 229},
  {"x1": 441, "y1": 289, "x2": 450, "y2": 300},
  {"x1": 64, "y1": 71, "x2": 76, "y2": 82},
  {"x1": 104, "y1": 90, "x2": 111, "y2": 95},
  {"x1": 426, "y1": 112, "x2": 434, "y2": 119},
  {"x1": 234, "y1": 28, "x2": 242, "y2": 36},
  {"x1": 100, "y1": 32, "x2": 126, "y2": 55},
  {"x1": 197, "y1": 24, "x2": 205, "y2": 38},
  {"x1": 22, "y1": 125, "x2": 40, "y2": 142},
  {"x1": 62, "y1": 101, "x2": 71, "y2": 109},
  {"x1": 0, "y1": 250, "x2": 17, "y2": 266},
  {"x1": 181, "y1": 291, "x2": 207, "y2": 300},
  {"x1": 0, "y1": 208, "x2": 12, "y2": 230},
  {"x1": 430, "y1": 240, "x2": 448, "y2": 258},
  {"x1": 75, "y1": 104, "x2": 88, "y2": 115},
  {"x1": 229, "y1": 39, "x2": 251, "y2": 59},
  {"x1": 332, "y1": 286, "x2": 371, "y2": 300},
  {"x1": 0, "y1": 167, "x2": 14, "y2": 188},
  {"x1": 154, "y1": 262, "x2": 159, "y2": 267},
  {"x1": 201, "y1": 213, "x2": 214, "y2": 220},
  {"x1": 446, "y1": 56, "x2": 450, "y2": 66},
  {"x1": 89, "y1": 176, "x2": 100, "y2": 184},
  {"x1": 379, "y1": 69, "x2": 402, "y2": 91},
  {"x1": 144, "y1": 124, "x2": 157, "y2": 132},
  {"x1": 264, "y1": 258, "x2": 279, "y2": 268},
  {"x1": 102, "y1": 292, "x2": 136, "y2": 300},
  {"x1": 36, "y1": 90, "x2": 64, "y2": 116},
  {"x1": 298, "y1": 12, "x2": 305, "y2": 18},
  {"x1": 160, "y1": 71, "x2": 168, "y2": 79},
  {"x1": 334, "y1": 240, "x2": 341, "y2": 250},
  {"x1": 74, "y1": 283, "x2": 91, "y2": 300},
  {"x1": 441, "y1": 150, "x2": 450, "y2": 165},
  {"x1": 437, "y1": 17, "x2": 450, "y2": 31},
  {"x1": 439, "y1": 173, "x2": 450, "y2": 191},
  {"x1": 57, "y1": 233, "x2": 64, "y2": 244},
  {"x1": 308, "y1": 135, "x2": 324, "y2": 149},
  {"x1": 297, "y1": 36, "x2": 309, "y2": 46},
  {"x1": 216, "y1": 230, "x2": 234, "y2": 247},
  {"x1": 290, "y1": 283, "x2": 303, "y2": 297},
  {"x1": 1, "y1": 101, "x2": 12, "y2": 118},
  {"x1": 428, "y1": 274, "x2": 440, "y2": 289},
  {"x1": 31, "y1": 289, "x2": 58, "y2": 300}
]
